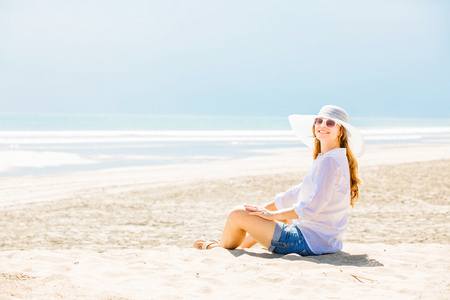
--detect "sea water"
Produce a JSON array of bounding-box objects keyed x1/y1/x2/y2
[{"x1": 1, "y1": 113, "x2": 449, "y2": 177}]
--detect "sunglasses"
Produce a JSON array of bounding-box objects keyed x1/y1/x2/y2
[{"x1": 314, "y1": 118, "x2": 338, "y2": 128}]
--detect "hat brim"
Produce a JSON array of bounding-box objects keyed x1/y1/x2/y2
[{"x1": 288, "y1": 114, "x2": 365, "y2": 157}]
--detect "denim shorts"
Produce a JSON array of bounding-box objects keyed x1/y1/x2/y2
[{"x1": 268, "y1": 222, "x2": 315, "y2": 256}]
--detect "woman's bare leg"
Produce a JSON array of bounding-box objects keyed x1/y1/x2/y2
[
  {"x1": 240, "y1": 202, "x2": 278, "y2": 249},
  {"x1": 195, "y1": 205, "x2": 277, "y2": 250},
  {"x1": 218, "y1": 206, "x2": 277, "y2": 249}
]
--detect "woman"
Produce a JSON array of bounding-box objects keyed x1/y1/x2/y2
[{"x1": 194, "y1": 105, "x2": 364, "y2": 256}]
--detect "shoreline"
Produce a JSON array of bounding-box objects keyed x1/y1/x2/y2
[
  {"x1": 1, "y1": 143, "x2": 450, "y2": 208},
  {"x1": 1, "y1": 125, "x2": 449, "y2": 177}
]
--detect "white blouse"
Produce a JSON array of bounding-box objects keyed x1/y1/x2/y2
[{"x1": 274, "y1": 148, "x2": 351, "y2": 254}]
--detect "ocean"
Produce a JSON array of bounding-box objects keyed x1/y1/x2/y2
[{"x1": 1, "y1": 113, "x2": 449, "y2": 177}]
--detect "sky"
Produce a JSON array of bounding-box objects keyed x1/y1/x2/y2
[{"x1": 0, "y1": 0, "x2": 449, "y2": 118}]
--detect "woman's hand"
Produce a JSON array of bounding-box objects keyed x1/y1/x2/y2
[{"x1": 244, "y1": 205, "x2": 275, "y2": 220}]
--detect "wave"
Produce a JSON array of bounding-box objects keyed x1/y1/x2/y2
[
  {"x1": 361, "y1": 127, "x2": 450, "y2": 141},
  {"x1": 0, "y1": 127, "x2": 449, "y2": 145},
  {"x1": 0, "y1": 130, "x2": 296, "y2": 144}
]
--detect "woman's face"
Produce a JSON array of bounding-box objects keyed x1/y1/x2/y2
[{"x1": 314, "y1": 118, "x2": 341, "y2": 144}]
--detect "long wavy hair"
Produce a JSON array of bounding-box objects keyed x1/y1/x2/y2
[{"x1": 312, "y1": 124, "x2": 362, "y2": 206}]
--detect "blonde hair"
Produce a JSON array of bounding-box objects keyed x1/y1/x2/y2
[{"x1": 312, "y1": 125, "x2": 362, "y2": 206}]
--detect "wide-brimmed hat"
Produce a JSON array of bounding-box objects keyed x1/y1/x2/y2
[{"x1": 288, "y1": 105, "x2": 365, "y2": 157}]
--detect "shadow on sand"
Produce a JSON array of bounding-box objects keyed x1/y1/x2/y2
[{"x1": 229, "y1": 249, "x2": 384, "y2": 267}]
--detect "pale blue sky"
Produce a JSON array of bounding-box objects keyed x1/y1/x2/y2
[{"x1": 0, "y1": 0, "x2": 449, "y2": 117}]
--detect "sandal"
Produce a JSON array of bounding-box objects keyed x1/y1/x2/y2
[{"x1": 193, "y1": 239, "x2": 220, "y2": 250}]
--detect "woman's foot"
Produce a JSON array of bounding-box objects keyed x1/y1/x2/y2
[{"x1": 193, "y1": 239, "x2": 219, "y2": 250}]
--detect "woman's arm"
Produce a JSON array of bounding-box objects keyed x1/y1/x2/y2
[
  {"x1": 244, "y1": 205, "x2": 299, "y2": 221},
  {"x1": 274, "y1": 183, "x2": 302, "y2": 210}
]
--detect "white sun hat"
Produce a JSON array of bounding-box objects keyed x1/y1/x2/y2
[{"x1": 288, "y1": 105, "x2": 365, "y2": 157}]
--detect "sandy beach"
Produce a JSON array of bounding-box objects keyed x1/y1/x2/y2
[{"x1": 0, "y1": 144, "x2": 449, "y2": 299}]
